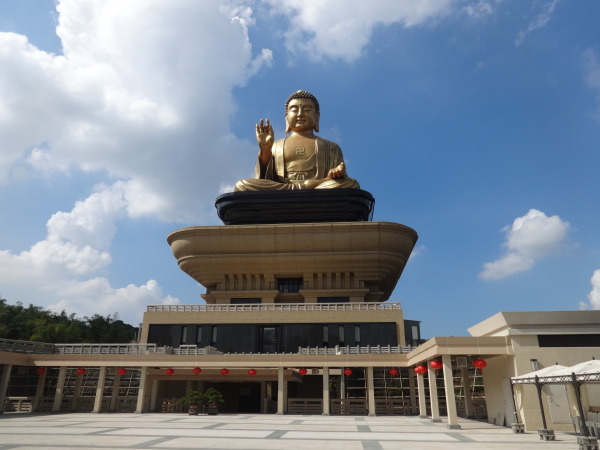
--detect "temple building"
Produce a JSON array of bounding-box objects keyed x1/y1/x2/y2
[
  {"x1": 1, "y1": 90, "x2": 598, "y2": 439},
  {"x1": 1, "y1": 188, "x2": 599, "y2": 434}
]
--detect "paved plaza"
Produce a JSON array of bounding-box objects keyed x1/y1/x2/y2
[{"x1": 0, "y1": 413, "x2": 581, "y2": 449}]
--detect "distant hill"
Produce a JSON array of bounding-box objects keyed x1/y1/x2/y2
[{"x1": 0, "y1": 297, "x2": 137, "y2": 343}]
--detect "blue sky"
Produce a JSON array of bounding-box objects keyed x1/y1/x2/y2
[{"x1": 0, "y1": 0, "x2": 599, "y2": 337}]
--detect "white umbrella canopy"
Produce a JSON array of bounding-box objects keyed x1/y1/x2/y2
[
  {"x1": 510, "y1": 360, "x2": 600, "y2": 435},
  {"x1": 511, "y1": 364, "x2": 568, "y2": 383},
  {"x1": 546, "y1": 359, "x2": 600, "y2": 382}
]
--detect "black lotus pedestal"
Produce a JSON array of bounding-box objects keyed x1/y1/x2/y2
[{"x1": 215, "y1": 189, "x2": 375, "y2": 225}]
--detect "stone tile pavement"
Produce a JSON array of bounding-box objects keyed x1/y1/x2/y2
[{"x1": 0, "y1": 413, "x2": 582, "y2": 449}]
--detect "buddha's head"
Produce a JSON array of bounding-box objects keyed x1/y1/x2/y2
[{"x1": 284, "y1": 90, "x2": 320, "y2": 133}]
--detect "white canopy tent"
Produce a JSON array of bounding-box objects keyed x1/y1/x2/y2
[{"x1": 510, "y1": 360, "x2": 600, "y2": 438}]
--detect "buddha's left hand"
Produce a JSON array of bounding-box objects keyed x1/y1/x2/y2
[{"x1": 327, "y1": 162, "x2": 347, "y2": 179}]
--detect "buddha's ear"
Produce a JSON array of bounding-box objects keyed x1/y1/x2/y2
[
  {"x1": 315, "y1": 113, "x2": 320, "y2": 133},
  {"x1": 285, "y1": 116, "x2": 291, "y2": 134}
]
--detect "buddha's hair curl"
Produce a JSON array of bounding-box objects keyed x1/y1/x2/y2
[{"x1": 285, "y1": 90, "x2": 320, "y2": 114}]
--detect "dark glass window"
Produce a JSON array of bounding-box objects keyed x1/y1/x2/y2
[
  {"x1": 277, "y1": 278, "x2": 303, "y2": 293},
  {"x1": 317, "y1": 297, "x2": 349, "y2": 303},
  {"x1": 260, "y1": 326, "x2": 278, "y2": 353},
  {"x1": 180, "y1": 326, "x2": 188, "y2": 344},
  {"x1": 339, "y1": 325, "x2": 345, "y2": 345},
  {"x1": 538, "y1": 334, "x2": 600, "y2": 347},
  {"x1": 211, "y1": 326, "x2": 218, "y2": 345},
  {"x1": 323, "y1": 325, "x2": 329, "y2": 345},
  {"x1": 231, "y1": 298, "x2": 261, "y2": 304},
  {"x1": 196, "y1": 326, "x2": 202, "y2": 345},
  {"x1": 355, "y1": 325, "x2": 361, "y2": 344}
]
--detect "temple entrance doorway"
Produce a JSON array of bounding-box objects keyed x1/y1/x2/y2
[{"x1": 205, "y1": 381, "x2": 261, "y2": 413}]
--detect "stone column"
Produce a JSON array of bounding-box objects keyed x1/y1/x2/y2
[
  {"x1": 32, "y1": 368, "x2": 47, "y2": 412},
  {"x1": 408, "y1": 369, "x2": 418, "y2": 414},
  {"x1": 322, "y1": 367, "x2": 330, "y2": 415},
  {"x1": 428, "y1": 363, "x2": 441, "y2": 423},
  {"x1": 367, "y1": 366, "x2": 376, "y2": 416},
  {"x1": 71, "y1": 371, "x2": 83, "y2": 411},
  {"x1": 417, "y1": 371, "x2": 427, "y2": 418},
  {"x1": 135, "y1": 369, "x2": 147, "y2": 414},
  {"x1": 0, "y1": 364, "x2": 12, "y2": 413},
  {"x1": 92, "y1": 366, "x2": 107, "y2": 413},
  {"x1": 260, "y1": 381, "x2": 267, "y2": 414},
  {"x1": 150, "y1": 378, "x2": 159, "y2": 413},
  {"x1": 52, "y1": 366, "x2": 67, "y2": 412},
  {"x1": 442, "y1": 355, "x2": 461, "y2": 429},
  {"x1": 461, "y1": 367, "x2": 474, "y2": 418},
  {"x1": 110, "y1": 370, "x2": 122, "y2": 412},
  {"x1": 277, "y1": 367, "x2": 287, "y2": 414}
]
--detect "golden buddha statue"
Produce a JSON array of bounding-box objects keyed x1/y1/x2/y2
[{"x1": 234, "y1": 90, "x2": 360, "y2": 191}]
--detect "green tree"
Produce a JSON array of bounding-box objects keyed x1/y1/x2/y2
[{"x1": 0, "y1": 297, "x2": 137, "y2": 343}]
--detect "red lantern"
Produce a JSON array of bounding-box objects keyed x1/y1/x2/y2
[
  {"x1": 117, "y1": 368, "x2": 127, "y2": 376},
  {"x1": 76, "y1": 368, "x2": 86, "y2": 376},
  {"x1": 473, "y1": 359, "x2": 487, "y2": 369},
  {"x1": 388, "y1": 368, "x2": 399, "y2": 376},
  {"x1": 192, "y1": 367, "x2": 202, "y2": 376},
  {"x1": 298, "y1": 368, "x2": 308, "y2": 376},
  {"x1": 430, "y1": 360, "x2": 443, "y2": 370},
  {"x1": 165, "y1": 368, "x2": 175, "y2": 376},
  {"x1": 36, "y1": 367, "x2": 46, "y2": 375},
  {"x1": 248, "y1": 369, "x2": 257, "y2": 376},
  {"x1": 343, "y1": 368, "x2": 353, "y2": 376},
  {"x1": 220, "y1": 368, "x2": 230, "y2": 376},
  {"x1": 414, "y1": 364, "x2": 427, "y2": 374}
]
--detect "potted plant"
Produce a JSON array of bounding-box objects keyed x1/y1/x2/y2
[
  {"x1": 203, "y1": 387, "x2": 224, "y2": 415},
  {"x1": 177, "y1": 390, "x2": 204, "y2": 415}
]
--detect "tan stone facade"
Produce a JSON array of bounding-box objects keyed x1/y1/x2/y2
[{"x1": 1, "y1": 213, "x2": 598, "y2": 436}]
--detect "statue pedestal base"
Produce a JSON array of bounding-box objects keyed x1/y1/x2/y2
[{"x1": 215, "y1": 189, "x2": 375, "y2": 225}]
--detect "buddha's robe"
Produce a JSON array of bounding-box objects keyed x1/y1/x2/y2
[{"x1": 234, "y1": 136, "x2": 359, "y2": 191}]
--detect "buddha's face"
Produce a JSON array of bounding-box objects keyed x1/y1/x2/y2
[{"x1": 286, "y1": 98, "x2": 319, "y2": 133}]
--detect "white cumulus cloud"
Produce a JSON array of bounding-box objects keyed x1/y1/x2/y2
[
  {"x1": 0, "y1": 182, "x2": 178, "y2": 323},
  {"x1": 0, "y1": 0, "x2": 271, "y2": 223},
  {"x1": 479, "y1": 209, "x2": 570, "y2": 280},
  {"x1": 0, "y1": 0, "x2": 278, "y2": 322},
  {"x1": 262, "y1": 0, "x2": 485, "y2": 62},
  {"x1": 580, "y1": 270, "x2": 600, "y2": 310}
]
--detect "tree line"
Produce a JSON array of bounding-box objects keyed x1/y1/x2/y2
[{"x1": 0, "y1": 298, "x2": 137, "y2": 343}]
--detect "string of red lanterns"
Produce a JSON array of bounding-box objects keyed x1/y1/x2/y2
[
  {"x1": 220, "y1": 368, "x2": 230, "y2": 376},
  {"x1": 430, "y1": 360, "x2": 443, "y2": 370},
  {"x1": 298, "y1": 368, "x2": 308, "y2": 376},
  {"x1": 117, "y1": 368, "x2": 127, "y2": 376},
  {"x1": 388, "y1": 368, "x2": 399, "y2": 376},
  {"x1": 343, "y1": 368, "x2": 353, "y2": 376},
  {"x1": 165, "y1": 368, "x2": 175, "y2": 376},
  {"x1": 413, "y1": 364, "x2": 428, "y2": 374},
  {"x1": 192, "y1": 367, "x2": 202, "y2": 376},
  {"x1": 36, "y1": 367, "x2": 46, "y2": 375},
  {"x1": 247, "y1": 369, "x2": 257, "y2": 376},
  {"x1": 76, "y1": 368, "x2": 87, "y2": 376}
]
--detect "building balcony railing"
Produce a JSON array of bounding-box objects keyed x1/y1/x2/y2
[
  {"x1": 146, "y1": 302, "x2": 401, "y2": 313},
  {"x1": 0, "y1": 339, "x2": 414, "y2": 356},
  {"x1": 55, "y1": 343, "x2": 162, "y2": 355},
  {"x1": 0, "y1": 338, "x2": 56, "y2": 354},
  {"x1": 297, "y1": 345, "x2": 413, "y2": 355}
]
